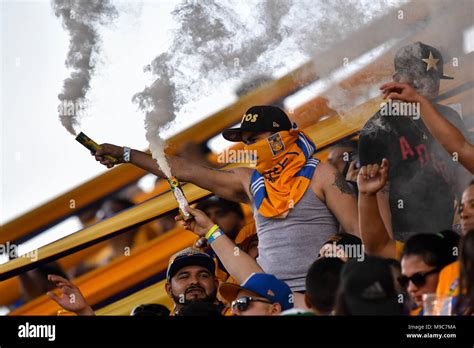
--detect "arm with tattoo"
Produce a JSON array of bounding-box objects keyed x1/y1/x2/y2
[
  {"x1": 317, "y1": 163, "x2": 360, "y2": 236},
  {"x1": 332, "y1": 171, "x2": 357, "y2": 195}
]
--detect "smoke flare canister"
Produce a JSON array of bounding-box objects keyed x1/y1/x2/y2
[
  {"x1": 75, "y1": 132, "x2": 119, "y2": 164},
  {"x1": 167, "y1": 176, "x2": 192, "y2": 221}
]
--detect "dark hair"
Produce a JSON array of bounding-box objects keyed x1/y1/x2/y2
[
  {"x1": 332, "y1": 139, "x2": 358, "y2": 150},
  {"x1": 321, "y1": 233, "x2": 363, "y2": 260},
  {"x1": 334, "y1": 288, "x2": 351, "y2": 315},
  {"x1": 131, "y1": 304, "x2": 170, "y2": 316},
  {"x1": 334, "y1": 257, "x2": 403, "y2": 316},
  {"x1": 306, "y1": 258, "x2": 344, "y2": 313},
  {"x1": 37, "y1": 262, "x2": 68, "y2": 280},
  {"x1": 106, "y1": 198, "x2": 135, "y2": 210},
  {"x1": 437, "y1": 229, "x2": 461, "y2": 250},
  {"x1": 455, "y1": 230, "x2": 474, "y2": 315},
  {"x1": 177, "y1": 301, "x2": 223, "y2": 316},
  {"x1": 401, "y1": 232, "x2": 459, "y2": 269},
  {"x1": 195, "y1": 196, "x2": 244, "y2": 220},
  {"x1": 323, "y1": 232, "x2": 362, "y2": 248},
  {"x1": 98, "y1": 198, "x2": 135, "y2": 219}
]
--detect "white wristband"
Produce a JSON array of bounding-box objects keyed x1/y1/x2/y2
[{"x1": 123, "y1": 147, "x2": 131, "y2": 163}]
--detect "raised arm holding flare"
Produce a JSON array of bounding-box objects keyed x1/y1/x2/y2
[
  {"x1": 95, "y1": 145, "x2": 252, "y2": 204},
  {"x1": 93, "y1": 105, "x2": 359, "y2": 291}
]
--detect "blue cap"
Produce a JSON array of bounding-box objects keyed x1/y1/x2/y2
[{"x1": 219, "y1": 273, "x2": 293, "y2": 311}]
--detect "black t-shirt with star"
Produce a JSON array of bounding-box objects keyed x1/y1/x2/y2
[{"x1": 358, "y1": 102, "x2": 467, "y2": 241}]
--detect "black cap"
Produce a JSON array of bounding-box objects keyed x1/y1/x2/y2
[
  {"x1": 166, "y1": 247, "x2": 215, "y2": 281},
  {"x1": 340, "y1": 256, "x2": 402, "y2": 315},
  {"x1": 394, "y1": 42, "x2": 453, "y2": 80},
  {"x1": 222, "y1": 105, "x2": 292, "y2": 142}
]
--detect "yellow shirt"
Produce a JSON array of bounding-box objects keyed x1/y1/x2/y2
[
  {"x1": 395, "y1": 240, "x2": 404, "y2": 261},
  {"x1": 234, "y1": 222, "x2": 257, "y2": 252},
  {"x1": 436, "y1": 261, "x2": 460, "y2": 296}
]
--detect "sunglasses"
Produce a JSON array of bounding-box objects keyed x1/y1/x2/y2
[
  {"x1": 231, "y1": 296, "x2": 272, "y2": 312},
  {"x1": 398, "y1": 268, "x2": 441, "y2": 289}
]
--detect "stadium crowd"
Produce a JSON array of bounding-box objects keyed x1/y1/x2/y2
[{"x1": 43, "y1": 42, "x2": 474, "y2": 316}]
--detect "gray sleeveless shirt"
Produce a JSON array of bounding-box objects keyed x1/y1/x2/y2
[{"x1": 253, "y1": 185, "x2": 339, "y2": 291}]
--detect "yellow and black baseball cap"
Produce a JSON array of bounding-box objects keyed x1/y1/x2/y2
[{"x1": 222, "y1": 105, "x2": 292, "y2": 142}]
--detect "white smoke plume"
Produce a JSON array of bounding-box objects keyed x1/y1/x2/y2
[
  {"x1": 53, "y1": 0, "x2": 117, "y2": 136},
  {"x1": 132, "y1": 0, "x2": 293, "y2": 177},
  {"x1": 133, "y1": 0, "x2": 396, "y2": 176}
]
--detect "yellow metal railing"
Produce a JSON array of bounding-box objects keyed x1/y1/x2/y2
[
  {"x1": 96, "y1": 280, "x2": 171, "y2": 316},
  {"x1": 8, "y1": 227, "x2": 194, "y2": 315},
  {"x1": 0, "y1": 60, "x2": 319, "y2": 245},
  {"x1": 2, "y1": 0, "x2": 455, "y2": 245},
  {"x1": 0, "y1": 96, "x2": 383, "y2": 284},
  {"x1": 8, "y1": 66, "x2": 474, "y2": 313},
  {"x1": 3, "y1": 0, "x2": 473, "y2": 315}
]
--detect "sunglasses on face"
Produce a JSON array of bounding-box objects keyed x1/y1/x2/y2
[
  {"x1": 231, "y1": 296, "x2": 272, "y2": 312},
  {"x1": 398, "y1": 268, "x2": 441, "y2": 289}
]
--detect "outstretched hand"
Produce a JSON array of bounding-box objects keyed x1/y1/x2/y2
[{"x1": 46, "y1": 275, "x2": 95, "y2": 316}]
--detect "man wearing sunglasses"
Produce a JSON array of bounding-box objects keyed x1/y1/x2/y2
[
  {"x1": 219, "y1": 273, "x2": 293, "y2": 316},
  {"x1": 94, "y1": 105, "x2": 359, "y2": 293}
]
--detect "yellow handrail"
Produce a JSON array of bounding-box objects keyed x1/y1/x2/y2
[
  {"x1": 0, "y1": 61, "x2": 319, "y2": 244},
  {"x1": 2, "y1": 0, "x2": 453, "y2": 244},
  {"x1": 3, "y1": 0, "x2": 472, "y2": 314},
  {"x1": 8, "y1": 69, "x2": 474, "y2": 312},
  {"x1": 0, "y1": 97, "x2": 383, "y2": 282},
  {"x1": 96, "y1": 280, "x2": 171, "y2": 316},
  {"x1": 8, "y1": 227, "x2": 195, "y2": 315}
]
